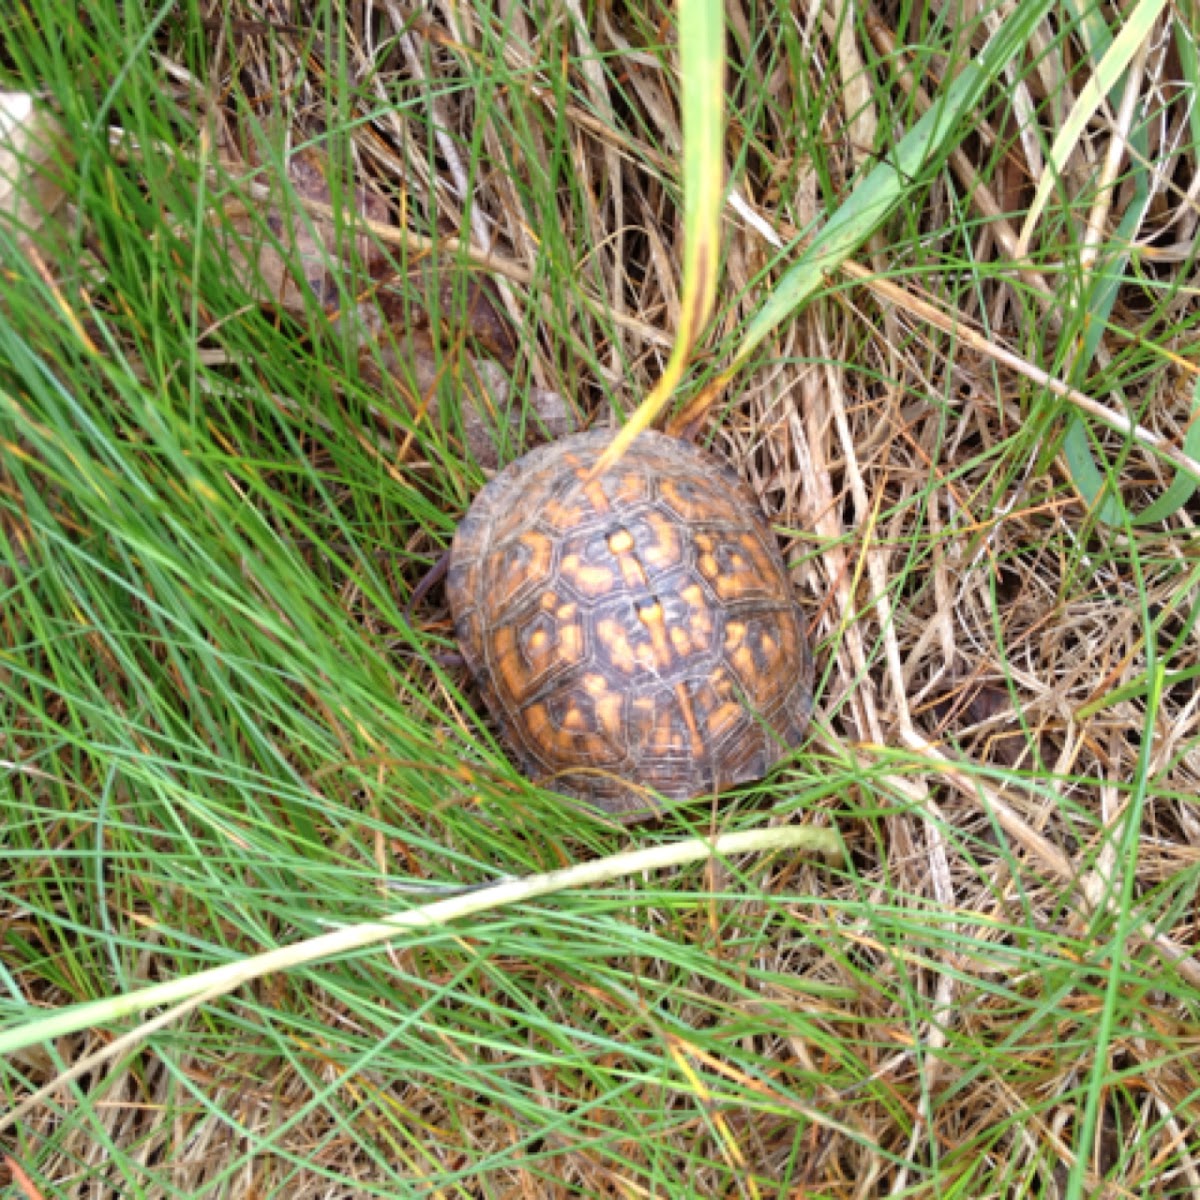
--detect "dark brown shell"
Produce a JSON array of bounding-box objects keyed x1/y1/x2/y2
[{"x1": 447, "y1": 429, "x2": 812, "y2": 818}]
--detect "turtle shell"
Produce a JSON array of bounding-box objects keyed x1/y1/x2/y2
[{"x1": 447, "y1": 429, "x2": 812, "y2": 818}]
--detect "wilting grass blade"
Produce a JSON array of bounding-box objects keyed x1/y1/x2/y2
[
  {"x1": 593, "y1": 0, "x2": 724, "y2": 472},
  {"x1": 1016, "y1": 0, "x2": 1170, "y2": 252}
]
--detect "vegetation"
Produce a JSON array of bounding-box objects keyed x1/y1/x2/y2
[{"x1": 2, "y1": 0, "x2": 1199, "y2": 1194}]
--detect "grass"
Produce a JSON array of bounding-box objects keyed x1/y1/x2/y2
[{"x1": 3, "y1": 0, "x2": 1200, "y2": 1195}]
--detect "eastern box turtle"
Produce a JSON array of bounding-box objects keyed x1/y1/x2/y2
[{"x1": 447, "y1": 429, "x2": 812, "y2": 818}]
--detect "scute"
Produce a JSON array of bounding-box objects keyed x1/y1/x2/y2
[{"x1": 447, "y1": 428, "x2": 813, "y2": 819}]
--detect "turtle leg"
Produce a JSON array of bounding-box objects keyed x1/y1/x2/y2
[
  {"x1": 407, "y1": 548, "x2": 450, "y2": 622},
  {"x1": 404, "y1": 549, "x2": 466, "y2": 668}
]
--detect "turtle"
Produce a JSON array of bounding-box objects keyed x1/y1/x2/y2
[{"x1": 446, "y1": 428, "x2": 813, "y2": 819}]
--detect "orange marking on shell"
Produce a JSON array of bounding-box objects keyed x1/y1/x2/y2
[
  {"x1": 598, "y1": 617, "x2": 638, "y2": 674},
  {"x1": 639, "y1": 696, "x2": 678, "y2": 755},
  {"x1": 559, "y1": 456, "x2": 613, "y2": 515},
  {"x1": 659, "y1": 478, "x2": 709, "y2": 521},
  {"x1": 733, "y1": 647, "x2": 756, "y2": 680},
  {"x1": 520, "y1": 530, "x2": 553, "y2": 575},
  {"x1": 674, "y1": 681, "x2": 705, "y2": 759},
  {"x1": 526, "y1": 700, "x2": 608, "y2": 763},
  {"x1": 558, "y1": 616, "x2": 583, "y2": 662},
  {"x1": 636, "y1": 599, "x2": 676, "y2": 671},
  {"x1": 693, "y1": 533, "x2": 778, "y2": 602},
  {"x1": 604, "y1": 525, "x2": 650, "y2": 591},
  {"x1": 638, "y1": 601, "x2": 664, "y2": 625},
  {"x1": 724, "y1": 622, "x2": 757, "y2": 685},
  {"x1": 492, "y1": 625, "x2": 524, "y2": 699},
  {"x1": 595, "y1": 693, "x2": 623, "y2": 741},
  {"x1": 605, "y1": 469, "x2": 651, "y2": 506},
  {"x1": 691, "y1": 671, "x2": 745, "y2": 741},
  {"x1": 641, "y1": 511, "x2": 682, "y2": 567},
  {"x1": 583, "y1": 481, "x2": 612, "y2": 512},
  {"x1": 628, "y1": 694, "x2": 658, "y2": 748},
  {"x1": 710, "y1": 693, "x2": 744, "y2": 736},
  {"x1": 583, "y1": 673, "x2": 609, "y2": 696},
  {"x1": 748, "y1": 541, "x2": 774, "y2": 580},
  {"x1": 617, "y1": 558, "x2": 648, "y2": 591},
  {"x1": 543, "y1": 494, "x2": 590, "y2": 529},
  {"x1": 572, "y1": 672, "x2": 625, "y2": 746},
  {"x1": 779, "y1": 617, "x2": 799, "y2": 660},
  {"x1": 577, "y1": 564, "x2": 615, "y2": 593},
  {"x1": 561, "y1": 555, "x2": 614, "y2": 596},
  {"x1": 607, "y1": 528, "x2": 635, "y2": 555}
]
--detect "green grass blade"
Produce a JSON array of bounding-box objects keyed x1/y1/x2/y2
[
  {"x1": 1131, "y1": 375, "x2": 1200, "y2": 522},
  {"x1": 727, "y1": 0, "x2": 1055, "y2": 377},
  {"x1": 1016, "y1": 0, "x2": 1170, "y2": 252},
  {"x1": 1055, "y1": 6, "x2": 1188, "y2": 527}
]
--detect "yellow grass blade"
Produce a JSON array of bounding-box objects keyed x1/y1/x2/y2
[{"x1": 590, "y1": 0, "x2": 724, "y2": 475}]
